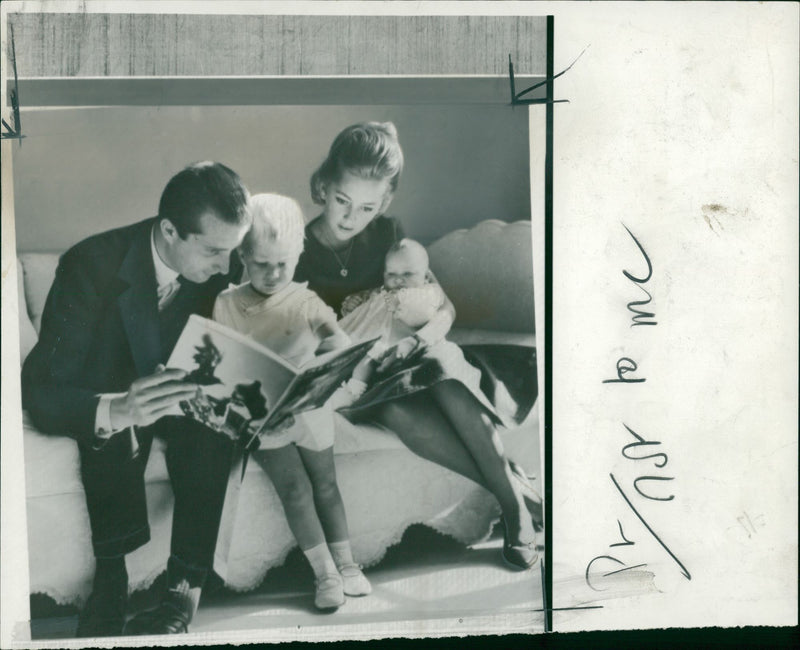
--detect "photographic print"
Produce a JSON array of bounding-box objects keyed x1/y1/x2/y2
[
  {"x1": 3, "y1": 2, "x2": 796, "y2": 648},
  {"x1": 1, "y1": 5, "x2": 546, "y2": 644}
]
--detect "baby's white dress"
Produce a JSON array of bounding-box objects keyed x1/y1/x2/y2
[
  {"x1": 338, "y1": 284, "x2": 495, "y2": 421},
  {"x1": 339, "y1": 285, "x2": 445, "y2": 344}
]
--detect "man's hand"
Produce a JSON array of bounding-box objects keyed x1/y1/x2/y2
[{"x1": 109, "y1": 367, "x2": 197, "y2": 430}]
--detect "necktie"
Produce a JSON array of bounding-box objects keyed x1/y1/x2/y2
[{"x1": 157, "y1": 277, "x2": 182, "y2": 311}]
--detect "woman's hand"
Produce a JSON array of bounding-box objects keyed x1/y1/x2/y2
[
  {"x1": 394, "y1": 336, "x2": 420, "y2": 360},
  {"x1": 351, "y1": 356, "x2": 376, "y2": 385},
  {"x1": 376, "y1": 336, "x2": 421, "y2": 373}
]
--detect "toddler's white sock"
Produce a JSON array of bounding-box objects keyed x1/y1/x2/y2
[
  {"x1": 303, "y1": 543, "x2": 344, "y2": 609},
  {"x1": 328, "y1": 540, "x2": 355, "y2": 567},
  {"x1": 329, "y1": 540, "x2": 372, "y2": 596},
  {"x1": 303, "y1": 543, "x2": 339, "y2": 579}
]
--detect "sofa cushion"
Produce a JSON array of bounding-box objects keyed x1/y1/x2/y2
[
  {"x1": 331, "y1": 414, "x2": 405, "y2": 455},
  {"x1": 18, "y1": 252, "x2": 60, "y2": 334},
  {"x1": 23, "y1": 408, "x2": 400, "y2": 500},
  {"x1": 17, "y1": 258, "x2": 39, "y2": 364},
  {"x1": 427, "y1": 220, "x2": 534, "y2": 333}
]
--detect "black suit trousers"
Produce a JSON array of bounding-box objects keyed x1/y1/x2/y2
[{"x1": 79, "y1": 415, "x2": 235, "y2": 572}]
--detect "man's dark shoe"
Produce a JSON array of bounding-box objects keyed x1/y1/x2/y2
[
  {"x1": 123, "y1": 603, "x2": 188, "y2": 635},
  {"x1": 75, "y1": 561, "x2": 128, "y2": 638},
  {"x1": 123, "y1": 578, "x2": 200, "y2": 635}
]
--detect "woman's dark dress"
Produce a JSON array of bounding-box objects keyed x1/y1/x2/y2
[{"x1": 295, "y1": 216, "x2": 404, "y2": 317}]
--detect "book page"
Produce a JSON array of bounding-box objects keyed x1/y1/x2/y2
[
  {"x1": 266, "y1": 338, "x2": 378, "y2": 425},
  {"x1": 168, "y1": 315, "x2": 297, "y2": 439}
]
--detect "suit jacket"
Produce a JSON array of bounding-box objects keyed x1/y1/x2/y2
[{"x1": 21, "y1": 217, "x2": 242, "y2": 446}]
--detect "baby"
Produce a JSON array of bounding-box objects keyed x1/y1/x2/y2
[
  {"x1": 339, "y1": 239, "x2": 455, "y2": 377},
  {"x1": 213, "y1": 193, "x2": 370, "y2": 611}
]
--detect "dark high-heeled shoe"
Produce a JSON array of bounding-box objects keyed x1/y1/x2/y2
[
  {"x1": 511, "y1": 467, "x2": 544, "y2": 531},
  {"x1": 509, "y1": 461, "x2": 535, "y2": 483},
  {"x1": 501, "y1": 518, "x2": 539, "y2": 571}
]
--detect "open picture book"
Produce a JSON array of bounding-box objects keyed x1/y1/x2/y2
[{"x1": 166, "y1": 315, "x2": 377, "y2": 446}]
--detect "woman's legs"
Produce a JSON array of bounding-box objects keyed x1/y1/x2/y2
[
  {"x1": 429, "y1": 381, "x2": 535, "y2": 545},
  {"x1": 370, "y1": 385, "x2": 536, "y2": 552},
  {"x1": 373, "y1": 392, "x2": 489, "y2": 487},
  {"x1": 374, "y1": 389, "x2": 537, "y2": 535}
]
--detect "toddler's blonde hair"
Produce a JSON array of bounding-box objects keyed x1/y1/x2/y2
[{"x1": 241, "y1": 193, "x2": 305, "y2": 256}]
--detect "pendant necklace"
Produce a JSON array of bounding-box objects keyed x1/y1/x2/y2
[{"x1": 321, "y1": 228, "x2": 355, "y2": 277}]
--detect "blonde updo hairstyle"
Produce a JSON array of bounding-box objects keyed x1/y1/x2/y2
[
  {"x1": 310, "y1": 121, "x2": 404, "y2": 214},
  {"x1": 240, "y1": 193, "x2": 306, "y2": 259}
]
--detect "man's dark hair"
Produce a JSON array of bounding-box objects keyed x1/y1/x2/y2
[{"x1": 158, "y1": 161, "x2": 250, "y2": 238}]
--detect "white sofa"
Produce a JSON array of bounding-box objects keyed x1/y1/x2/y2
[{"x1": 16, "y1": 219, "x2": 539, "y2": 605}]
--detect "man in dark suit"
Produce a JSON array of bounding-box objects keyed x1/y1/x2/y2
[{"x1": 21, "y1": 162, "x2": 251, "y2": 636}]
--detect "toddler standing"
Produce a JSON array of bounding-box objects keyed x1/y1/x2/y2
[{"x1": 213, "y1": 193, "x2": 371, "y2": 610}]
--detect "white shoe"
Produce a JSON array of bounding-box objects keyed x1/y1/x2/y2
[
  {"x1": 338, "y1": 563, "x2": 372, "y2": 596},
  {"x1": 314, "y1": 573, "x2": 345, "y2": 610}
]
